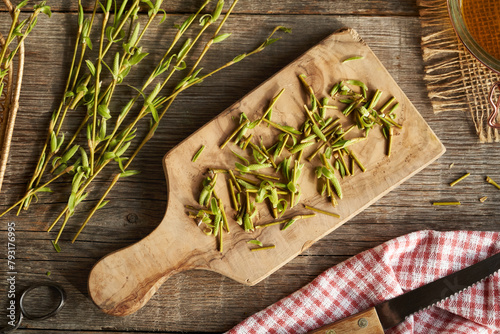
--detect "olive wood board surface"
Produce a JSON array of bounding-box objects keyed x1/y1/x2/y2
[{"x1": 88, "y1": 28, "x2": 445, "y2": 317}]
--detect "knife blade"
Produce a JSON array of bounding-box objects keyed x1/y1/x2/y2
[{"x1": 307, "y1": 250, "x2": 500, "y2": 333}]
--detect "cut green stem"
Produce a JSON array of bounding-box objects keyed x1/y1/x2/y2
[
  {"x1": 303, "y1": 205, "x2": 340, "y2": 218},
  {"x1": 250, "y1": 245, "x2": 275, "y2": 251},
  {"x1": 449, "y1": 173, "x2": 470, "y2": 187},
  {"x1": 432, "y1": 201, "x2": 461, "y2": 206},
  {"x1": 486, "y1": 176, "x2": 500, "y2": 190}
]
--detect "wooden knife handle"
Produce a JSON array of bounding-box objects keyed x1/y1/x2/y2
[{"x1": 307, "y1": 307, "x2": 384, "y2": 334}]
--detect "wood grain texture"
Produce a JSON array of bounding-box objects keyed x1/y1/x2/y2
[
  {"x1": 0, "y1": 1, "x2": 499, "y2": 333},
  {"x1": 1, "y1": 0, "x2": 419, "y2": 16}
]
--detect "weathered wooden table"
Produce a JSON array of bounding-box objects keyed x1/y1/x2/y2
[{"x1": 1, "y1": 0, "x2": 499, "y2": 333}]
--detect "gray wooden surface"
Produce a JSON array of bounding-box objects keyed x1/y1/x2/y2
[{"x1": 1, "y1": 0, "x2": 499, "y2": 333}]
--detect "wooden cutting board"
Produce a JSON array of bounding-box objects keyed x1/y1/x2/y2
[{"x1": 88, "y1": 28, "x2": 445, "y2": 316}]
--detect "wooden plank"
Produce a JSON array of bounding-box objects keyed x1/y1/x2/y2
[
  {"x1": 0, "y1": 8, "x2": 498, "y2": 334},
  {"x1": 0, "y1": 0, "x2": 419, "y2": 16}
]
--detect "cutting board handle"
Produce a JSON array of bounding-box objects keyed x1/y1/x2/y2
[{"x1": 88, "y1": 219, "x2": 197, "y2": 316}]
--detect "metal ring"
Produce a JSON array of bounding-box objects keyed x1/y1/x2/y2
[{"x1": 18, "y1": 283, "x2": 66, "y2": 321}]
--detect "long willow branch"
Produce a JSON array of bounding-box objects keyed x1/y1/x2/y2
[
  {"x1": 90, "y1": 6, "x2": 111, "y2": 175},
  {"x1": 22, "y1": 0, "x2": 100, "y2": 210},
  {"x1": 21, "y1": 0, "x2": 143, "y2": 210},
  {"x1": 8, "y1": 1, "x2": 212, "y2": 221},
  {"x1": 55, "y1": 1, "x2": 142, "y2": 160},
  {"x1": 168, "y1": 26, "x2": 291, "y2": 100},
  {"x1": 93, "y1": 3, "x2": 221, "y2": 170},
  {"x1": 188, "y1": 0, "x2": 239, "y2": 76},
  {"x1": 89, "y1": 1, "x2": 210, "y2": 166},
  {"x1": 72, "y1": 26, "x2": 291, "y2": 241},
  {"x1": 0, "y1": 166, "x2": 73, "y2": 219}
]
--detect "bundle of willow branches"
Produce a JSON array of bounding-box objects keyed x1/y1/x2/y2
[
  {"x1": 0, "y1": 0, "x2": 50, "y2": 192},
  {"x1": 0, "y1": 0, "x2": 289, "y2": 252}
]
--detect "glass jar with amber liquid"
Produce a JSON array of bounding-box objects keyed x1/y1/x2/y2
[
  {"x1": 448, "y1": 0, "x2": 500, "y2": 128},
  {"x1": 462, "y1": 0, "x2": 500, "y2": 60}
]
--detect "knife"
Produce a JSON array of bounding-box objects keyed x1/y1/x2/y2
[{"x1": 307, "y1": 251, "x2": 500, "y2": 333}]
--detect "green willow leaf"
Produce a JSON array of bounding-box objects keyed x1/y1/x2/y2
[
  {"x1": 173, "y1": 59, "x2": 187, "y2": 71},
  {"x1": 141, "y1": 0, "x2": 154, "y2": 9},
  {"x1": 68, "y1": 192, "x2": 77, "y2": 211},
  {"x1": 16, "y1": 0, "x2": 29, "y2": 10},
  {"x1": 36, "y1": 187, "x2": 52, "y2": 193},
  {"x1": 85, "y1": 60, "x2": 96, "y2": 76},
  {"x1": 158, "y1": 9, "x2": 167, "y2": 24},
  {"x1": 56, "y1": 133, "x2": 65, "y2": 151},
  {"x1": 178, "y1": 38, "x2": 192, "y2": 59},
  {"x1": 211, "y1": 0, "x2": 224, "y2": 22},
  {"x1": 115, "y1": 141, "x2": 131, "y2": 157},
  {"x1": 75, "y1": 192, "x2": 89, "y2": 207},
  {"x1": 51, "y1": 240, "x2": 61, "y2": 253},
  {"x1": 124, "y1": 22, "x2": 141, "y2": 53},
  {"x1": 62, "y1": 145, "x2": 80, "y2": 164},
  {"x1": 97, "y1": 200, "x2": 110, "y2": 209},
  {"x1": 176, "y1": 14, "x2": 194, "y2": 33},
  {"x1": 213, "y1": 33, "x2": 231, "y2": 43},
  {"x1": 38, "y1": 5, "x2": 52, "y2": 17},
  {"x1": 113, "y1": 52, "x2": 120, "y2": 77},
  {"x1": 247, "y1": 239, "x2": 263, "y2": 247},
  {"x1": 232, "y1": 54, "x2": 246, "y2": 63},
  {"x1": 342, "y1": 56, "x2": 364, "y2": 63},
  {"x1": 98, "y1": 119, "x2": 107, "y2": 140},
  {"x1": 129, "y1": 48, "x2": 149, "y2": 65},
  {"x1": 235, "y1": 162, "x2": 249, "y2": 173},
  {"x1": 97, "y1": 105, "x2": 111, "y2": 119},
  {"x1": 103, "y1": 151, "x2": 117, "y2": 161},
  {"x1": 79, "y1": 147, "x2": 89, "y2": 168},
  {"x1": 50, "y1": 131, "x2": 57, "y2": 153},
  {"x1": 120, "y1": 170, "x2": 141, "y2": 178},
  {"x1": 78, "y1": 3, "x2": 84, "y2": 26},
  {"x1": 199, "y1": 13, "x2": 212, "y2": 26}
]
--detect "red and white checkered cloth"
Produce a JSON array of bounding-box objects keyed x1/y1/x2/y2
[{"x1": 227, "y1": 230, "x2": 500, "y2": 334}]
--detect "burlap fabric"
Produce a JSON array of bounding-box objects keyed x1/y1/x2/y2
[{"x1": 418, "y1": 0, "x2": 500, "y2": 142}]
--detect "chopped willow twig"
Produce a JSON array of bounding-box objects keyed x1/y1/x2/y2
[
  {"x1": 221, "y1": 120, "x2": 249, "y2": 149},
  {"x1": 257, "y1": 88, "x2": 285, "y2": 126},
  {"x1": 192, "y1": 145, "x2": 205, "y2": 162},
  {"x1": 386, "y1": 126, "x2": 393, "y2": 156},
  {"x1": 303, "y1": 205, "x2": 340, "y2": 218},
  {"x1": 345, "y1": 148, "x2": 366, "y2": 172},
  {"x1": 250, "y1": 245, "x2": 275, "y2": 251},
  {"x1": 255, "y1": 220, "x2": 282, "y2": 229},
  {"x1": 486, "y1": 176, "x2": 500, "y2": 190},
  {"x1": 449, "y1": 173, "x2": 470, "y2": 187},
  {"x1": 247, "y1": 239, "x2": 263, "y2": 247},
  {"x1": 188, "y1": 59, "x2": 401, "y2": 252},
  {"x1": 342, "y1": 55, "x2": 364, "y2": 63},
  {"x1": 281, "y1": 213, "x2": 316, "y2": 230},
  {"x1": 432, "y1": 201, "x2": 461, "y2": 206}
]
